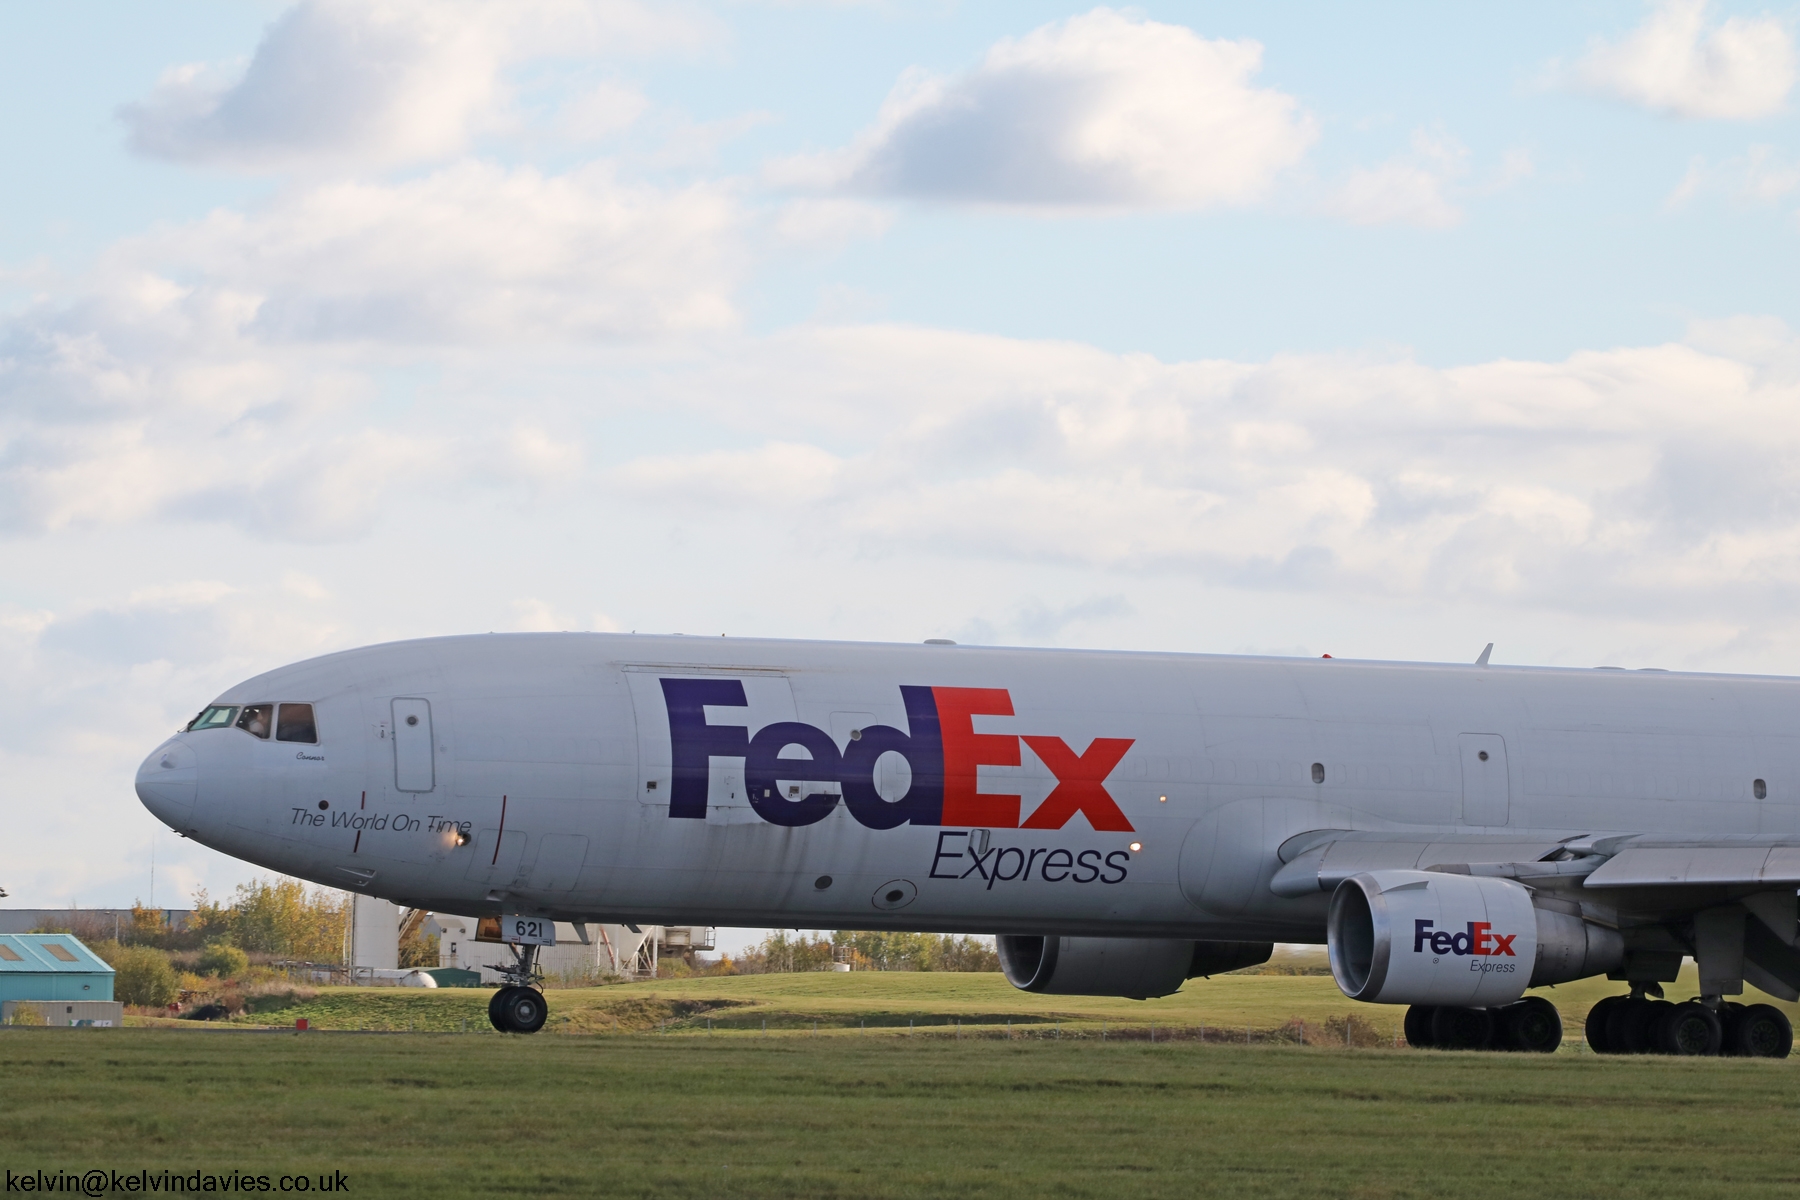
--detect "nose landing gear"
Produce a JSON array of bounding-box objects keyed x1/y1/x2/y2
[{"x1": 486, "y1": 941, "x2": 549, "y2": 1034}]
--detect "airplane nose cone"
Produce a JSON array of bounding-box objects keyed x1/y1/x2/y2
[{"x1": 136, "y1": 737, "x2": 197, "y2": 828}]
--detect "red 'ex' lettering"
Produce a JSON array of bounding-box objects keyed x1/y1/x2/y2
[
  {"x1": 1019, "y1": 736, "x2": 1136, "y2": 832},
  {"x1": 935, "y1": 687, "x2": 1022, "y2": 827}
]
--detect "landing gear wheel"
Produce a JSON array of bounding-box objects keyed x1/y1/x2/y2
[
  {"x1": 1429, "y1": 1006, "x2": 1494, "y2": 1050},
  {"x1": 1585, "y1": 996, "x2": 1624, "y2": 1054},
  {"x1": 1655, "y1": 1002, "x2": 1722, "y2": 1056},
  {"x1": 1730, "y1": 1004, "x2": 1793, "y2": 1058},
  {"x1": 1607, "y1": 997, "x2": 1660, "y2": 1054},
  {"x1": 488, "y1": 985, "x2": 548, "y2": 1034},
  {"x1": 1717, "y1": 1002, "x2": 1747, "y2": 1056},
  {"x1": 1403, "y1": 1005, "x2": 1438, "y2": 1049},
  {"x1": 488, "y1": 987, "x2": 509, "y2": 1031},
  {"x1": 1499, "y1": 997, "x2": 1563, "y2": 1053}
]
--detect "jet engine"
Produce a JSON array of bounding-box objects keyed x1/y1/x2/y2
[
  {"x1": 997, "y1": 936, "x2": 1272, "y2": 999},
  {"x1": 1328, "y1": 869, "x2": 1623, "y2": 1006}
]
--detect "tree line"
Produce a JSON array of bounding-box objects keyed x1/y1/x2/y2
[{"x1": 726, "y1": 930, "x2": 999, "y2": 974}]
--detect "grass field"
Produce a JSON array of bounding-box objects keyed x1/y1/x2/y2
[
  {"x1": 124, "y1": 959, "x2": 1800, "y2": 1045},
  {"x1": 7, "y1": 968, "x2": 1798, "y2": 1197},
  {"x1": 5, "y1": 1024, "x2": 1799, "y2": 1198}
]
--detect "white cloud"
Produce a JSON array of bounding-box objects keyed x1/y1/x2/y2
[
  {"x1": 507, "y1": 599, "x2": 623, "y2": 632},
  {"x1": 118, "y1": 0, "x2": 710, "y2": 170},
  {"x1": 770, "y1": 199, "x2": 895, "y2": 249},
  {"x1": 0, "y1": 311, "x2": 594, "y2": 545},
  {"x1": 1325, "y1": 129, "x2": 1470, "y2": 228},
  {"x1": 0, "y1": 152, "x2": 737, "y2": 542},
  {"x1": 113, "y1": 161, "x2": 743, "y2": 346},
  {"x1": 1572, "y1": 0, "x2": 1796, "y2": 120},
  {"x1": 615, "y1": 321, "x2": 1800, "y2": 619},
  {"x1": 772, "y1": 7, "x2": 1316, "y2": 210},
  {"x1": 1667, "y1": 144, "x2": 1800, "y2": 208},
  {"x1": 555, "y1": 81, "x2": 654, "y2": 142}
]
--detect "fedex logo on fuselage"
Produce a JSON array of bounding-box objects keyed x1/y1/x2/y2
[
  {"x1": 661, "y1": 679, "x2": 1136, "y2": 833},
  {"x1": 1412, "y1": 920, "x2": 1516, "y2": 957}
]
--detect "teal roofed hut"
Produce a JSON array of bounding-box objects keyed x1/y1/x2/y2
[{"x1": 0, "y1": 934, "x2": 114, "y2": 1002}]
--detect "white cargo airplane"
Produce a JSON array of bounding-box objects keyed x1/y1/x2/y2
[{"x1": 134, "y1": 633, "x2": 1800, "y2": 1054}]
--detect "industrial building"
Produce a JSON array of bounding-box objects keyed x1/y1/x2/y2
[
  {"x1": 335, "y1": 896, "x2": 715, "y2": 985},
  {"x1": 0, "y1": 934, "x2": 122, "y2": 1027},
  {"x1": 427, "y1": 914, "x2": 714, "y2": 984},
  {"x1": 0, "y1": 903, "x2": 715, "y2": 992}
]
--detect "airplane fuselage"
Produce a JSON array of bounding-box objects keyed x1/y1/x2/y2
[{"x1": 134, "y1": 633, "x2": 1800, "y2": 942}]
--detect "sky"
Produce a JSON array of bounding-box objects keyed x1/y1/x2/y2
[{"x1": 3, "y1": 1, "x2": 1800, "y2": 938}]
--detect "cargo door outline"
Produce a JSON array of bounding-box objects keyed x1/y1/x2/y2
[
  {"x1": 392, "y1": 698, "x2": 435, "y2": 792},
  {"x1": 1458, "y1": 733, "x2": 1510, "y2": 826},
  {"x1": 528, "y1": 834, "x2": 589, "y2": 891},
  {"x1": 465, "y1": 828, "x2": 530, "y2": 886},
  {"x1": 624, "y1": 668, "x2": 798, "y2": 815}
]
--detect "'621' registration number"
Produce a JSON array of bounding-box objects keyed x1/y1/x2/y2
[{"x1": 475, "y1": 915, "x2": 557, "y2": 945}]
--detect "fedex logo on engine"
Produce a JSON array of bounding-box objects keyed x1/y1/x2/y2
[
  {"x1": 1412, "y1": 920, "x2": 1517, "y2": 957},
  {"x1": 661, "y1": 680, "x2": 1135, "y2": 833}
]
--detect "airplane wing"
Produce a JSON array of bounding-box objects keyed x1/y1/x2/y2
[
  {"x1": 1271, "y1": 828, "x2": 1800, "y2": 1001},
  {"x1": 1269, "y1": 830, "x2": 1574, "y2": 897}
]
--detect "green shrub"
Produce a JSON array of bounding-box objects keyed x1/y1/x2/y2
[
  {"x1": 198, "y1": 941, "x2": 250, "y2": 979},
  {"x1": 85, "y1": 939, "x2": 125, "y2": 968},
  {"x1": 112, "y1": 946, "x2": 179, "y2": 1008}
]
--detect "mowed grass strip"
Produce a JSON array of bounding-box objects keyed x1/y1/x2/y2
[
  {"x1": 151, "y1": 963, "x2": 1800, "y2": 1042},
  {"x1": 2, "y1": 1029, "x2": 1797, "y2": 1199}
]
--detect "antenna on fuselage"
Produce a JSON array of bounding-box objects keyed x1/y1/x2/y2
[{"x1": 1475, "y1": 642, "x2": 1493, "y2": 667}]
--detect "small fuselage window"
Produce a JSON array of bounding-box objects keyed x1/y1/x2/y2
[
  {"x1": 277, "y1": 703, "x2": 318, "y2": 744},
  {"x1": 237, "y1": 704, "x2": 275, "y2": 739},
  {"x1": 188, "y1": 706, "x2": 239, "y2": 731}
]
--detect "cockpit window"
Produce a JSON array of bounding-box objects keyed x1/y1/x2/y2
[
  {"x1": 188, "y1": 706, "x2": 238, "y2": 731},
  {"x1": 277, "y1": 703, "x2": 318, "y2": 744},
  {"x1": 236, "y1": 704, "x2": 274, "y2": 739}
]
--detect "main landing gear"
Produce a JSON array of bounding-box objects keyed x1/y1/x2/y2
[
  {"x1": 1583, "y1": 990, "x2": 1792, "y2": 1058},
  {"x1": 487, "y1": 941, "x2": 549, "y2": 1034},
  {"x1": 1403, "y1": 997, "x2": 1564, "y2": 1052}
]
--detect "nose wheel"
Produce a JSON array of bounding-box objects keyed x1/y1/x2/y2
[
  {"x1": 489, "y1": 984, "x2": 548, "y2": 1033},
  {"x1": 485, "y1": 941, "x2": 549, "y2": 1034}
]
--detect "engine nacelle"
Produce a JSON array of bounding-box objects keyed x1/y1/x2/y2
[
  {"x1": 998, "y1": 936, "x2": 1272, "y2": 999},
  {"x1": 1328, "y1": 870, "x2": 1624, "y2": 1006}
]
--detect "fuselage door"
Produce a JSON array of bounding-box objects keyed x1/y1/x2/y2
[
  {"x1": 624, "y1": 668, "x2": 797, "y2": 812},
  {"x1": 1458, "y1": 733, "x2": 1509, "y2": 826},
  {"x1": 392, "y1": 697, "x2": 435, "y2": 792}
]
